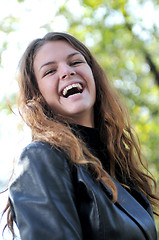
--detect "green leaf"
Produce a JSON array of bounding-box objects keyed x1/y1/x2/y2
[{"x1": 83, "y1": 0, "x2": 103, "y2": 8}]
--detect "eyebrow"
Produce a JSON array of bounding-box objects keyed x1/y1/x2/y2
[{"x1": 39, "y1": 52, "x2": 81, "y2": 71}]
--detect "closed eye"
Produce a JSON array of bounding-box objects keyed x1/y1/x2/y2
[
  {"x1": 43, "y1": 69, "x2": 56, "y2": 77},
  {"x1": 70, "y1": 61, "x2": 83, "y2": 66}
]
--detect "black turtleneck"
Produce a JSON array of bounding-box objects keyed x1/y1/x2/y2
[
  {"x1": 70, "y1": 124, "x2": 151, "y2": 212},
  {"x1": 70, "y1": 124, "x2": 110, "y2": 172}
]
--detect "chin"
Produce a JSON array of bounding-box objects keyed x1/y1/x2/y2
[{"x1": 65, "y1": 106, "x2": 92, "y2": 116}]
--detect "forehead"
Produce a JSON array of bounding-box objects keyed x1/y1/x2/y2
[{"x1": 35, "y1": 40, "x2": 81, "y2": 61}]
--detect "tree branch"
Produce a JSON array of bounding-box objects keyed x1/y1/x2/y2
[
  {"x1": 144, "y1": 52, "x2": 159, "y2": 86},
  {"x1": 124, "y1": 17, "x2": 159, "y2": 86}
]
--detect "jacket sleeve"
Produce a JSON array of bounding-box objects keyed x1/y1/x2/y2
[{"x1": 9, "y1": 142, "x2": 83, "y2": 240}]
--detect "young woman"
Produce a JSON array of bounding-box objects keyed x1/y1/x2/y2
[{"x1": 3, "y1": 32, "x2": 159, "y2": 239}]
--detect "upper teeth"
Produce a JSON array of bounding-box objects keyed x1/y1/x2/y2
[{"x1": 62, "y1": 83, "x2": 83, "y2": 96}]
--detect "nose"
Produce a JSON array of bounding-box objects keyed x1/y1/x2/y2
[{"x1": 60, "y1": 64, "x2": 75, "y2": 80}]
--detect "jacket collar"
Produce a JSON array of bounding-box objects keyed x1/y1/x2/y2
[{"x1": 101, "y1": 179, "x2": 157, "y2": 240}]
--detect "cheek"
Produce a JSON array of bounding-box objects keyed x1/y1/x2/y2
[
  {"x1": 38, "y1": 80, "x2": 57, "y2": 97},
  {"x1": 39, "y1": 84, "x2": 48, "y2": 98},
  {"x1": 89, "y1": 71, "x2": 96, "y2": 93},
  {"x1": 90, "y1": 75, "x2": 96, "y2": 102},
  {"x1": 82, "y1": 66, "x2": 95, "y2": 85}
]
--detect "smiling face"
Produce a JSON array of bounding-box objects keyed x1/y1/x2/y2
[{"x1": 33, "y1": 40, "x2": 96, "y2": 127}]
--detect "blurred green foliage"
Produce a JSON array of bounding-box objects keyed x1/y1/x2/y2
[{"x1": 0, "y1": 0, "x2": 159, "y2": 234}]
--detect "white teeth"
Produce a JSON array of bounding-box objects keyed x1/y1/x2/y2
[{"x1": 62, "y1": 83, "x2": 83, "y2": 96}]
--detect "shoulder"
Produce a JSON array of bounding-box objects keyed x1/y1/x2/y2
[
  {"x1": 10, "y1": 141, "x2": 73, "y2": 194},
  {"x1": 20, "y1": 142, "x2": 66, "y2": 165},
  {"x1": 21, "y1": 141, "x2": 60, "y2": 157},
  {"x1": 12, "y1": 141, "x2": 71, "y2": 184}
]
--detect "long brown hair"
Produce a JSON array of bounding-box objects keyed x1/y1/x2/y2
[{"x1": 3, "y1": 32, "x2": 159, "y2": 238}]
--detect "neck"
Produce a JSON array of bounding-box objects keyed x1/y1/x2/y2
[{"x1": 70, "y1": 110, "x2": 95, "y2": 128}]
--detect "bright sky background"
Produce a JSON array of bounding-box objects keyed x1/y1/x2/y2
[
  {"x1": 0, "y1": 0, "x2": 84, "y2": 182},
  {"x1": 0, "y1": 0, "x2": 159, "y2": 239},
  {"x1": 0, "y1": 0, "x2": 74, "y2": 238},
  {"x1": 0, "y1": 0, "x2": 65, "y2": 186}
]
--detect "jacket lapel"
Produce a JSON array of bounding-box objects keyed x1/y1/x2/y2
[{"x1": 113, "y1": 179, "x2": 157, "y2": 240}]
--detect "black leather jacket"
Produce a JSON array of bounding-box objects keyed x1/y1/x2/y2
[{"x1": 9, "y1": 142, "x2": 157, "y2": 240}]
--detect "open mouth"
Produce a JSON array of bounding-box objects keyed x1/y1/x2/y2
[{"x1": 62, "y1": 83, "x2": 83, "y2": 98}]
